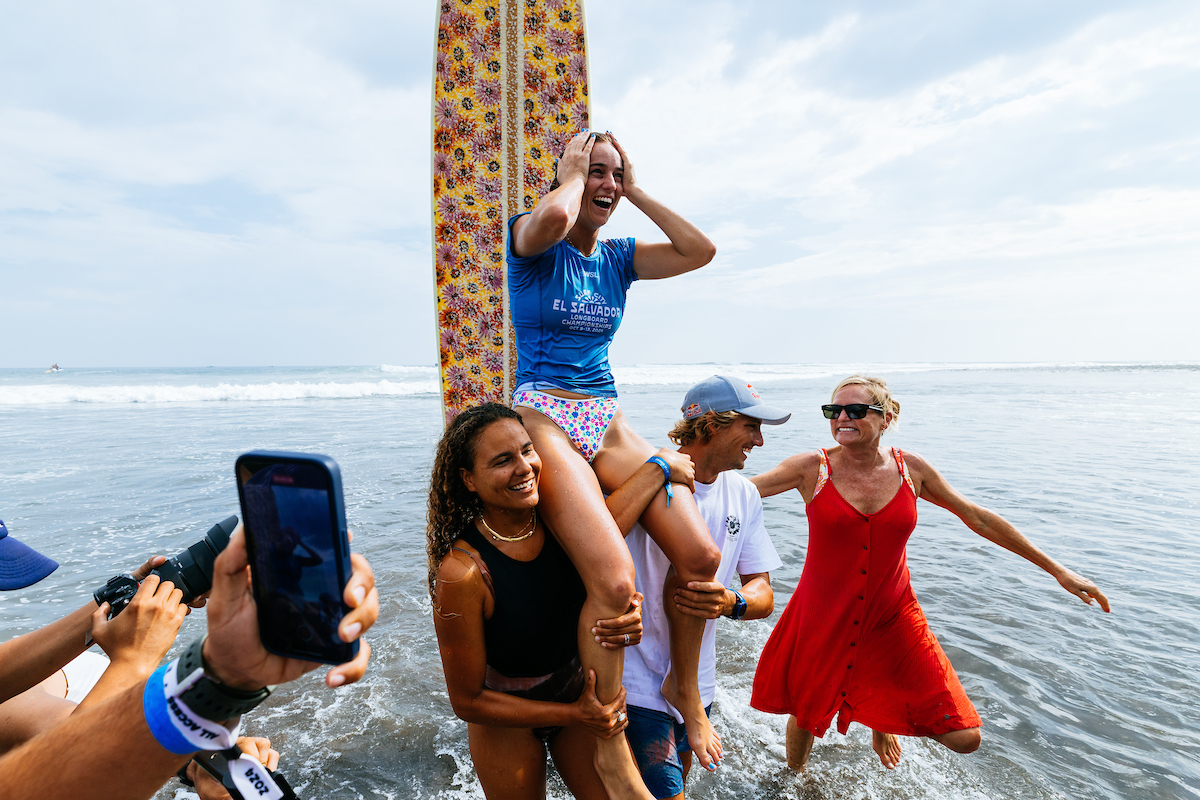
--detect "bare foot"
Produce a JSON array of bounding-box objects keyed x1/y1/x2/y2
[
  {"x1": 662, "y1": 674, "x2": 722, "y2": 770},
  {"x1": 872, "y1": 730, "x2": 902, "y2": 769},
  {"x1": 594, "y1": 734, "x2": 655, "y2": 800}
]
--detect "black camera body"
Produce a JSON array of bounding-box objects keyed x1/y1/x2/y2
[{"x1": 95, "y1": 516, "x2": 238, "y2": 616}]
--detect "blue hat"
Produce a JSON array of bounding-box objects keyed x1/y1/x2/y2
[
  {"x1": 681, "y1": 376, "x2": 791, "y2": 425},
  {"x1": 0, "y1": 520, "x2": 59, "y2": 590}
]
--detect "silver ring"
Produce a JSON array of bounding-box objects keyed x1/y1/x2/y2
[
  {"x1": 624, "y1": 633, "x2": 630, "y2": 645},
  {"x1": 617, "y1": 710, "x2": 627, "y2": 723}
]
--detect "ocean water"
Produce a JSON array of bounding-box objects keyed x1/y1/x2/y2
[{"x1": 0, "y1": 363, "x2": 1197, "y2": 800}]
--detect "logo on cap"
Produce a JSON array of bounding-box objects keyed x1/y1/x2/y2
[
  {"x1": 748, "y1": 384, "x2": 761, "y2": 400},
  {"x1": 684, "y1": 403, "x2": 703, "y2": 419}
]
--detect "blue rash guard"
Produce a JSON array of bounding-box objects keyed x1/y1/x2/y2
[{"x1": 506, "y1": 213, "x2": 638, "y2": 397}]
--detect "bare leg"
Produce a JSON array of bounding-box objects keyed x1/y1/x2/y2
[
  {"x1": 467, "y1": 722, "x2": 547, "y2": 800},
  {"x1": 871, "y1": 730, "x2": 902, "y2": 769},
  {"x1": 785, "y1": 716, "x2": 814, "y2": 771},
  {"x1": 0, "y1": 687, "x2": 74, "y2": 756},
  {"x1": 593, "y1": 412, "x2": 722, "y2": 771},
  {"x1": 931, "y1": 727, "x2": 981, "y2": 754},
  {"x1": 549, "y1": 726, "x2": 609, "y2": 800},
  {"x1": 517, "y1": 408, "x2": 653, "y2": 800}
]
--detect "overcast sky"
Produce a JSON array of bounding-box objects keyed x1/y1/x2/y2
[{"x1": 2, "y1": 0, "x2": 1197, "y2": 368}]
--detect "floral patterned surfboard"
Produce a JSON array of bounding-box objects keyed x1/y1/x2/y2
[{"x1": 432, "y1": 0, "x2": 590, "y2": 423}]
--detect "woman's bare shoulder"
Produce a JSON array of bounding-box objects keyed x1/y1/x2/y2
[
  {"x1": 433, "y1": 541, "x2": 488, "y2": 609},
  {"x1": 895, "y1": 448, "x2": 934, "y2": 475}
]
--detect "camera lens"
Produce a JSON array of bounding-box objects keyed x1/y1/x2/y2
[{"x1": 151, "y1": 516, "x2": 238, "y2": 603}]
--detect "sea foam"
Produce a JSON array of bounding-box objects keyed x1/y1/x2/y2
[{"x1": 0, "y1": 380, "x2": 439, "y2": 406}]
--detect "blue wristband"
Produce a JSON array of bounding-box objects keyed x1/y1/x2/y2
[
  {"x1": 143, "y1": 662, "x2": 200, "y2": 754},
  {"x1": 646, "y1": 456, "x2": 673, "y2": 507}
]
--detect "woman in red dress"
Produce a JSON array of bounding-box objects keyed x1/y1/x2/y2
[{"x1": 749, "y1": 375, "x2": 1110, "y2": 770}]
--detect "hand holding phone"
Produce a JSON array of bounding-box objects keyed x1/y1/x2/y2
[
  {"x1": 201, "y1": 524, "x2": 375, "y2": 692},
  {"x1": 235, "y1": 451, "x2": 360, "y2": 665}
]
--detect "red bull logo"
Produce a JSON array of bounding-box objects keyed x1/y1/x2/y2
[{"x1": 685, "y1": 402, "x2": 703, "y2": 419}]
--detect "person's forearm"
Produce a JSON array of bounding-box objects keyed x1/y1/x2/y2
[
  {"x1": 0, "y1": 689, "x2": 75, "y2": 756},
  {"x1": 738, "y1": 575, "x2": 774, "y2": 621},
  {"x1": 0, "y1": 680, "x2": 189, "y2": 800},
  {"x1": 624, "y1": 186, "x2": 713, "y2": 262},
  {"x1": 0, "y1": 602, "x2": 95, "y2": 704},
  {"x1": 450, "y1": 688, "x2": 577, "y2": 729},
  {"x1": 972, "y1": 509, "x2": 1065, "y2": 577},
  {"x1": 606, "y1": 462, "x2": 670, "y2": 537},
  {"x1": 529, "y1": 178, "x2": 585, "y2": 240},
  {"x1": 75, "y1": 657, "x2": 160, "y2": 711}
]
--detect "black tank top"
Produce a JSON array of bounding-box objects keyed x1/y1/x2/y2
[{"x1": 458, "y1": 524, "x2": 586, "y2": 678}]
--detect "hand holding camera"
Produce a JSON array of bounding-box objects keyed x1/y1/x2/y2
[
  {"x1": 91, "y1": 574, "x2": 189, "y2": 679},
  {"x1": 94, "y1": 516, "x2": 239, "y2": 618}
]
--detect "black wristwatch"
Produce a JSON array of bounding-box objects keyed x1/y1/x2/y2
[
  {"x1": 728, "y1": 590, "x2": 748, "y2": 621},
  {"x1": 175, "y1": 637, "x2": 272, "y2": 721}
]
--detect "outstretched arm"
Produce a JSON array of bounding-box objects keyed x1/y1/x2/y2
[
  {"x1": 0, "y1": 529, "x2": 377, "y2": 800},
  {"x1": 908, "y1": 453, "x2": 1111, "y2": 612},
  {"x1": 0, "y1": 555, "x2": 171, "y2": 704},
  {"x1": 611, "y1": 137, "x2": 716, "y2": 279},
  {"x1": 511, "y1": 131, "x2": 594, "y2": 257},
  {"x1": 752, "y1": 452, "x2": 820, "y2": 501}
]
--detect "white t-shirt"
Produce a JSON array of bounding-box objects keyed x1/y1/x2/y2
[{"x1": 623, "y1": 469, "x2": 782, "y2": 719}]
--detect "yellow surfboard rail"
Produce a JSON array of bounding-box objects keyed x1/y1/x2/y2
[{"x1": 431, "y1": 0, "x2": 591, "y2": 424}]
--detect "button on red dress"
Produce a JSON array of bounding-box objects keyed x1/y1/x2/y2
[{"x1": 751, "y1": 448, "x2": 981, "y2": 737}]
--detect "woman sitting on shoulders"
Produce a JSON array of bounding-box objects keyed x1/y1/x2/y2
[
  {"x1": 508, "y1": 130, "x2": 724, "y2": 794},
  {"x1": 427, "y1": 403, "x2": 695, "y2": 799}
]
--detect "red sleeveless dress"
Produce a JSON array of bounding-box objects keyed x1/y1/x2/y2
[{"x1": 750, "y1": 448, "x2": 980, "y2": 737}]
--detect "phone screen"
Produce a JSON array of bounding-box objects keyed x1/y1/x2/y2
[{"x1": 237, "y1": 455, "x2": 355, "y2": 664}]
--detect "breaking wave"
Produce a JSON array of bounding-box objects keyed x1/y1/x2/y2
[{"x1": 0, "y1": 380, "x2": 439, "y2": 406}]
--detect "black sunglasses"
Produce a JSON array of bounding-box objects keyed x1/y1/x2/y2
[{"x1": 821, "y1": 403, "x2": 884, "y2": 420}]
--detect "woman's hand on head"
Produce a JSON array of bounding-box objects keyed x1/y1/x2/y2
[
  {"x1": 572, "y1": 670, "x2": 629, "y2": 739},
  {"x1": 608, "y1": 134, "x2": 636, "y2": 194},
  {"x1": 1056, "y1": 568, "x2": 1111, "y2": 612},
  {"x1": 556, "y1": 131, "x2": 594, "y2": 189},
  {"x1": 592, "y1": 592, "x2": 643, "y2": 649}
]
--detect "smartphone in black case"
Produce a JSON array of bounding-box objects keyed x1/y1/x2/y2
[{"x1": 235, "y1": 451, "x2": 358, "y2": 665}]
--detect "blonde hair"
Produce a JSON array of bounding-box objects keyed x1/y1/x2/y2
[
  {"x1": 832, "y1": 375, "x2": 900, "y2": 428},
  {"x1": 668, "y1": 410, "x2": 741, "y2": 446}
]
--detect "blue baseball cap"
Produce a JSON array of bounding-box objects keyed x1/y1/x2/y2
[
  {"x1": 0, "y1": 520, "x2": 59, "y2": 590},
  {"x1": 681, "y1": 375, "x2": 791, "y2": 425}
]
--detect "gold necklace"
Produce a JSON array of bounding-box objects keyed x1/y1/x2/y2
[
  {"x1": 478, "y1": 508, "x2": 537, "y2": 542},
  {"x1": 564, "y1": 233, "x2": 595, "y2": 255}
]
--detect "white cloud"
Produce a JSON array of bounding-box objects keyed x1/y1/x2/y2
[{"x1": 1, "y1": 0, "x2": 1197, "y2": 366}]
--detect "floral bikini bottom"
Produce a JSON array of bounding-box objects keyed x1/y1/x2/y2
[{"x1": 511, "y1": 389, "x2": 620, "y2": 462}]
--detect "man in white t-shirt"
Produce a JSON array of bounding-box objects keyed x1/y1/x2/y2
[{"x1": 623, "y1": 376, "x2": 790, "y2": 800}]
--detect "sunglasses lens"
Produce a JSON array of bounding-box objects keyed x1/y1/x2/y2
[{"x1": 823, "y1": 404, "x2": 874, "y2": 419}]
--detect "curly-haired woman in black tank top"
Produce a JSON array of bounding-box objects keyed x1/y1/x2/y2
[{"x1": 427, "y1": 403, "x2": 695, "y2": 799}]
